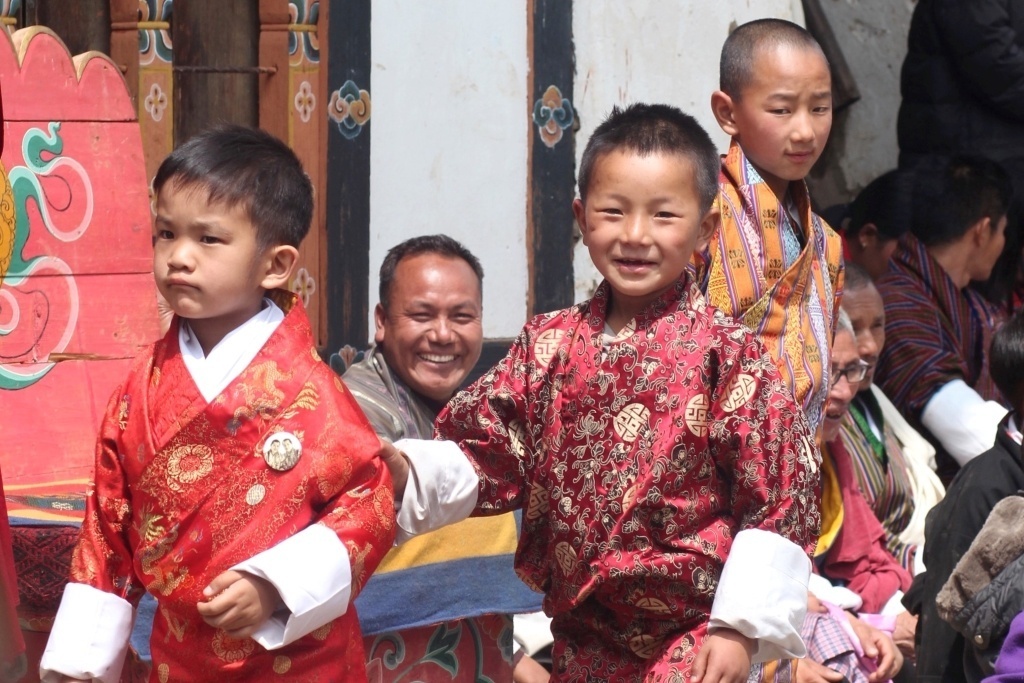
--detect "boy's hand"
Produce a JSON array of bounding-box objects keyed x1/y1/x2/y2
[
  {"x1": 795, "y1": 659, "x2": 844, "y2": 683},
  {"x1": 379, "y1": 438, "x2": 408, "y2": 500},
  {"x1": 197, "y1": 570, "x2": 280, "y2": 639},
  {"x1": 845, "y1": 613, "x2": 903, "y2": 682},
  {"x1": 691, "y1": 629, "x2": 754, "y2": 683},
  {"x1": 807, "y1": 591, "x2": 827, "y2": 613}
]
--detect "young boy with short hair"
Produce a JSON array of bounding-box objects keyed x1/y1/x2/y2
[
  {"x1": 40, "y1": 126, "x2": 395, "y2": 682},
  {"x1": 389, "y1": 104, "x2": 819, "y2": 682},
  {"x1": 704, "y1": 18, "x2": 845, "y2": 433}
]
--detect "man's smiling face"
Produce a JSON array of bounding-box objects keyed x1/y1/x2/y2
[{"x1": 374, "y1": 252, "x2": 483, "y2": 403}]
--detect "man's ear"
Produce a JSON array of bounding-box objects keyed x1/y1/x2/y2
[
  {"x1": 710, "y1": 90, "x2": 739, "y2": 137},
  {"x1": 259, "y1": 244, "x2": 300, "y2": 291},
  {"x1": 572, "y1": 198, "x2": 590, "y2": 244},
  {"x1": 970, "y1": 216, "x2": 993, "y2": 247},
  {"x1": 696, "y1": 204, "x2": 721, "y2": 253},
  {"x1": 373, "y1": 302, "x2": 387, "y2": 345}
]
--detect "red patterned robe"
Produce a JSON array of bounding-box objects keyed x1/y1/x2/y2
[
  {"x1": 70, "y1": 298, "x2": 395, "y2": 681},
  {"x1": 436, "y1": 278, "x2": 821, "y2": 681}
]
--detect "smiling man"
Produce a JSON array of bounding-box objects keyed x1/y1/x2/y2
[{"x1": 343, "y1": 234, "x2": 484, "y2": 441}]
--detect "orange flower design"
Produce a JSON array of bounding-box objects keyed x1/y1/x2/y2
[{"x1": 165, "y1": 444, "x2": 214, "y2": 491}]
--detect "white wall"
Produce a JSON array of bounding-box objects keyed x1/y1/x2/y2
[
  {"x1": 370, "y1": 0, "x2": 529, "y2": 338},
  {"x1": 571, "y1": 0, "x2": 806, "y2": 303}
]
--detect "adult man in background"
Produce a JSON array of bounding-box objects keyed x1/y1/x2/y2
[{"x1": 343, "y1": 234, "x2": 548, "y2": 683}]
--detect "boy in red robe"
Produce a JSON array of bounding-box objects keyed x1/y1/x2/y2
[
  {"x1": 387, "y1": 104, "x2": 820, "y2": 682},
  {"x1": 40, "y1": 126, "x2": 395, "y2": 682}
]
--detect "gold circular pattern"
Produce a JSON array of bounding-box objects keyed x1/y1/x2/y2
[
  {"x1": 211, "y1": 630, "x2": 255, "y2": 663},
  {"x1": 634, "y1": 596, "x2": 671, "y2": 614},
  {"x1": 721, "y1": 374, "x2": 757, "y2": 413},
  {"x1": 157, "y1": 663, "x2": 170, "y2": 683},
  {"x1": 166, "y1": 444, "x2": 214, "y2": 489},
  {"x1": 629, "y1": 634, "x2": 660, "y2": 659},
  {"x1": 555, "y1": 541, "x2": 577, "y2": 575},
  {"x1": 533, "y1": 329, "x2": 566, "y2": 368},
  {"x1": 273, "y1": 656, "x2": 292, "y2": 674},
  {"x1": 525, "y1": 481, "x2": 550, "y2": 521},
  {"x1": 311, "y1": 622, "x2": 332, "y2": 641},
  {"x1": 245, "y1": 484, "x2": 266, "y2": 506},
  {"x1": 613, "y1": 403, "x2": 650, "y2": 443},
  {"x1": 508, "y1": 419, "x2": 528, "y2": 457},
  {"x1": 684, "y1": 394, "x2": 709, "y2": 437}
]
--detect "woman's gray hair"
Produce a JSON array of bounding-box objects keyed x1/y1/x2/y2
[{"x1": 835, "y1": 308, "x2": 854, "y2": 338}]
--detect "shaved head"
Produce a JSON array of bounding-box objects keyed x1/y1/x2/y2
[{"x1": 719, "y1": 18, "x2": 827, "y2": 98}]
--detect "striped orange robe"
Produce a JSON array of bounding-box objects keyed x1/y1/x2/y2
[{"x1": 698, "y1": 141, "x2": 844, "y2": 433}]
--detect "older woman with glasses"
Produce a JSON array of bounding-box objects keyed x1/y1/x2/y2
[
  {"x1": 836, "y1": 264, "x2": 946, "y2": 577},
  {"x1": 805, "y1": 308, "x2": 918, "y2": 674}
]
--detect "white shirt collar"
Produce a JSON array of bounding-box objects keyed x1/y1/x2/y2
[{"x1": 178, "y1": 298, "x2": 285, "y2": 402}]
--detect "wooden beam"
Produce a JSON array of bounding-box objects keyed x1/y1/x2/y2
[
  {"x1": 323, "y1": 0, "x2": 372, "y2": 351},
  {"x1": 172, "y1": 0, "x2": 259, "y2": 143},
  {"x1": 527, "y1": 0, "x2": 576, "y2": 316},
  {"x1": 34, "y1": 0, "x2": 110, "y2": 56}
]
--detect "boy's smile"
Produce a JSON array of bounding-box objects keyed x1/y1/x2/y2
[
  {"x1": 573, "y1": 149, "x2": 717, "y2": 331},
  {"x1": 713, "y1": 42, "x2": 832, "y2": 199},
  {"x1": 153, "y1": 183, "x2": 273, "y2": 354}
]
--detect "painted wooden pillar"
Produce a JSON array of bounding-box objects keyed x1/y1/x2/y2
[
  {"x1": 323, "y1": 0, "x2": 372, "y2": 351},
  {"x1": 172, "y1": 0, "x2": 259, "y2": 143},
  {"x1": 260, "y1": 0, "x2": 327, "y2": 346},
  {"x1": 527, "y1": 0, "x2": 575, "y2": 316},
  {"x1": 33, "y1": 0, "x2": 110, "y2": 56}
]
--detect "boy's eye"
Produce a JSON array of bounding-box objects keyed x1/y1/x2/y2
[
  {"x1": 654, "y1": 211, "x2": 677, "y2": 219},
  {"x1": 813, "y1": 106, "x2": 831, "y2": 114},
  {"x1": 600, "y1": 208, "x2": 623, "y2": 216},
  {"x1": 156, "y1": 229, "x2": 174, "y2": 240},
  {"x1": 769, "y1": 108, "x2": 789, "y2": 115},
  {"x1": 200, "y1": 235, "x2": 221, "y2": 244}
]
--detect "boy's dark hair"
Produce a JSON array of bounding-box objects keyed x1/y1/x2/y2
[
  {"x1": 910, "y1": 155, "x2": 1012, "y2": 247},
  {"x1": 577, "y1": 103, "x2": 720, "y2": 213},
  {"x1": 379, "y1": 234, "x2": 484, "y2": 309},
  {"x1": 990, "y1": 309, "x2": 1024, "y2": 410},
  {"x1": 153, "y1": 124, "x2": 313, "y2": 248},
  {"x1": 720, "y1": 18, "x2": 826, "y2": 98},
  {"x1": 847, "y1": 169, "x2": 915, "y2": 241},
  {"x1": 842, "y1": 262, "x2": 874, "y2": 294}
]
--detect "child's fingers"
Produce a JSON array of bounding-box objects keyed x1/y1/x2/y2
[
  {"x1": 689, "y1": 645, "x2": 709, "y2": 683},
  {"x1": 203, "y1": 569, "x2": 244, "y2": 599}
]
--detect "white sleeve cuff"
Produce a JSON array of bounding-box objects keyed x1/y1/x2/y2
[
  {"x1": 40, "y1": 583, "x2": 133, "y2": 683},
  {"x1": 880, "y1": 590, "x2": 906, "y2": 616},
  {"x1": 231, "y1": 524, "x2": 352, "y2": 650},
  {"x1": 708, "y1": 529, "x2": 811, "y2": 662},
  {"x1": 393, "y1": 439, "x2": 479, "y2": 545},
  {"x1": 913, "y1": 545, "x2": 927, "y2": 575},
  {"x1": 921, "y1": 380, "x2": 1007, "y2": 466},
  {"x1": 808, "y1": 573, "x2": 863, "y2": 610}
]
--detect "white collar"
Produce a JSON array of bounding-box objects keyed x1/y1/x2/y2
[{"x1": 178, "y1": 299, "x2": 285, "y2": 402}]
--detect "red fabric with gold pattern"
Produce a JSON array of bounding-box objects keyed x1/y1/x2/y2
[
  {"x1": 436, "y1": 277, "x2": 821, "y2": 681},
  {"x1": 70, "y1": 296, "x2": 395, "y2": 681}
]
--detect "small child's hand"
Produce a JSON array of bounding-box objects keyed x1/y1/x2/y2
[
  {"x1": 845, "y1": 612, "x2": 904, "y2": 682},
  {"x1": 691, "y1": 628, "x2": 754, "y2": 683},
  {"x1": 794, "y1": 658, "x2": 844, "y2": 683},
  {"x1": 196, "y1": 570, "x2": 280, "y2": 639}
]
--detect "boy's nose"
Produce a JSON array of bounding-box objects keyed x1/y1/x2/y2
[
  {"x1": 790, "y1": 112, "x2": 815, "y2": 143},
  {"x1": 622, "y1": 216, "x2": 652, "y2": 244},
  {"x1": 166, "y1": 241, "x2": 195, "y2": 270}
]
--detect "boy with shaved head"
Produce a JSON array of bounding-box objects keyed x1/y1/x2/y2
[{"x1": 703, "y1": 18, "x2": 844, "y2": 434}]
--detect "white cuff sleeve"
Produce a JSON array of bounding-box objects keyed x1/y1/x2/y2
[
  {"x1": 393, "y1": 439, "x2": 479, "y2": 545},
  {"x1": 808, "y1": 573, "x2": 864, "y2": 611},
  {"x1": 231, "y1": 524, "x2": 352, "y2": 650},
  {"x1": 921, "y1": 380, "x2": 1007, "y2": 466},
  {"x1": 913, "y1": 545, "x2": 927, "y2": 575},
  {"x1": 708, "y1": 529, "x2": 811, "y2": 662},
  {"x1": 880, "y1": 590, "x2": 906, "y2": 616},
  {"x1": 40, "y1": 583, "x2": 133, "y2": 683}
]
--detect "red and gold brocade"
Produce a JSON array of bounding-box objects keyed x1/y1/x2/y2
[
  {"x1": 436, "y1": 278, "x2": 821, "y2": 681},
  {"x1": 70, "y1": 300, "x2": 395, "y2": 681}
]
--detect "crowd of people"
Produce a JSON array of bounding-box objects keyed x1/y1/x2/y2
[{"x1": 3, "y1": 4, "x2": 1024, "y2": 683}]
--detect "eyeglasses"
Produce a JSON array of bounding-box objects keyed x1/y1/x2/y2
[{"x1": 829, "y1": 359, "x2": 871, "y2": 388}]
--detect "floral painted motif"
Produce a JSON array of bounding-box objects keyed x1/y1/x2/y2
[
  {"x1": 288, "y1": 0, "x2": 320, "y2": 65},
  {"x1": 328, "y1": 80, "x2": 372, "y2": 140},
  {"x1": 291, "y1": 266, "x2": 316, "y2": 306},
  {"x1": 139, "y1": 0, "x2": 173, "y2": 66},
  {"x1": 532, "y1": 85, "x2": 574, "y2": 148},
  {"x1": 144, "y1": 83, "x2": 168, "y2": 122},
  {"x1": 293, "y1": 81, "x2": 316, "y2": 123}
]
